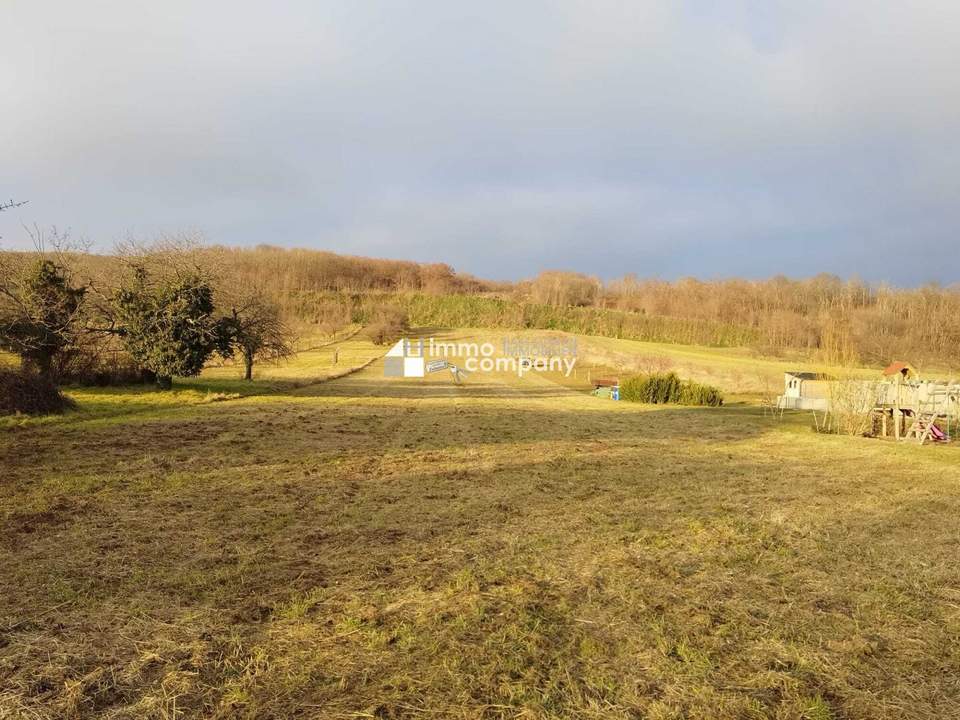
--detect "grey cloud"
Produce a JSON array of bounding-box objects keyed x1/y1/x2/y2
[{"x1": 2, "y1": 1, "x2": 958, "y2": 285}]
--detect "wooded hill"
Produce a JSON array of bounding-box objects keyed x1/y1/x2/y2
[
  {"x1": 6, "y1": 243, "x2": 959, "y2": 368},
  {"x1": 212, "y1": 246, "x2": 958, "y2": 368}
]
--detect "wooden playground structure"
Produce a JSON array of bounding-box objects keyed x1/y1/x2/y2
[
  {"x1": 777, "y1": 362, "x2": 960, "y2": 444},
  {"x1": 871, "y1": 374, "x2": 960, "y2": 443}
]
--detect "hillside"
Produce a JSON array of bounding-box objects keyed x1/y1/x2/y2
[{"x1": 7, "y1": 244, "x2": 959, "y2": 370}]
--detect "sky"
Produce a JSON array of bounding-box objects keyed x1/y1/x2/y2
[{"x1": 2, "y1": 1, "x2": 959, "y2": 285}]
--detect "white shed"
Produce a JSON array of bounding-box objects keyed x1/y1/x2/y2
[{"x1": 779, "y1": 371, "x2": 835, "y2": 411}]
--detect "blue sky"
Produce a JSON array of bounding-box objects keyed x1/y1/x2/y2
[{"x1": 2, "y1": 1, "x2": 958, "y2": 285}]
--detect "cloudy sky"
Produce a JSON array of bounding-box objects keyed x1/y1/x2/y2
[{"x1": 2, "y1": 1, "x2": 958, "y2": 284}]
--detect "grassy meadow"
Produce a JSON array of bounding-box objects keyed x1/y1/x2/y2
[{"x1": 2, "y1": 331, "x2": 960, "y2": 719}]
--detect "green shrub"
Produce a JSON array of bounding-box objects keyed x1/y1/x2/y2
[
  {"x1": 114, "y1": 268, "x2": 228, "y2": 388},
  {"x1": 619, "y1": 372, "x2": 723, "y2": 406},
  {"x1": 620, "y1": 372, "x2": 680, "y2": 403},
  {"x1": 678, "y1": 380, "x2": 724, "y2": 407}
]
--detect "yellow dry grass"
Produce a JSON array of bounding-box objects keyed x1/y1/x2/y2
[{"x1": 2, "y1": 331, "x2": 960, "y2": 719}]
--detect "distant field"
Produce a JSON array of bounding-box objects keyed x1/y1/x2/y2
[
  {"x1": 401, "y1": 328, "x2": 884, "y2": 398},
  {"x1": 573, "y1": 335, "x2": 858, "y2": 397},
  {"x1": 2, "y1": 331, "x2": 960, "y2": 718},
  {"x1": 201, "y1": 327, "x2": 381, "y2": 385}
]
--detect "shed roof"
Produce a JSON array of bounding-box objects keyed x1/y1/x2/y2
[
  {"x1": 785, "y1": 371, "x2": 837, "y2": 381},
  {"x1": 593, "y1": 377, "x2": 619, "y2": 388},
  {"x1": 882, "y1": 361, "x2": 918, "y2": 378}
]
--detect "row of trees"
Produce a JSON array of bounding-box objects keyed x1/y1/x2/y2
[
  {"x1": 250, "y1": 242, "x2": 953, "y2": 367},
  {"x1": 4, "y1": 235, "x2": 956, "y2": 376},
  {"x1": 205, "y1": 245, "x2": 497, "y2": 301},
  {"x1": 0, "y1": 236, "x2": 294, "y2": 389},
  {"x1": 512, "y1": 271, "x2": 960, "y2": 366},
  {"x1": 597, "y1": 274, "x2": 960, "y2": 366}
]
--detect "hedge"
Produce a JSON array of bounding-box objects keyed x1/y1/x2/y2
[{"x1": 619, "y1": 372, "x2": 723, "y2": 407}]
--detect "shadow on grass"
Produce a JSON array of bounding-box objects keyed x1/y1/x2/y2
[
  {"x1": 3, "y1": 392, "x2": 960, "y2": 718},
  {"x1": 0, "y1": 394, "x2": 784, "y2": 503},
  {"x1": 299, "y1": 375, "x2": 580, "y2": 400}
]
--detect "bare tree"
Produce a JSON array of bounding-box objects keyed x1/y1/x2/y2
[
  {"x1": 222, "y1": 291, "x2": 295, "y2": 380},
  {"x1": 528, "y1": 271, "x2": 601, "y2": 307}
]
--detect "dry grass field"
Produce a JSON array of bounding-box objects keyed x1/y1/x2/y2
[{"x1": 2, "y1": 332, "x2": 960, "y2": 719}]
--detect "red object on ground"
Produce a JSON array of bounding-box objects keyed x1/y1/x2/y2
[
  {"x1": 882, "y1": 361, "x2": 916, "y2": 378},
  {"x1": 593, "y1": 377, "x2": 619, "y2": 388}
]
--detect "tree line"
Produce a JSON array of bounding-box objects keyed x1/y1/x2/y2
[
  {"x1": 187, "y1": 246, "x2": 959, "y2": 366},
  {"x1": 519, "y1": 272, "x2": 960, "y2": 367},
  {"x1": 4, "y1": 240, "x2": 958, "y2": 383}
]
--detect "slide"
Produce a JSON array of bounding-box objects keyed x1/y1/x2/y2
[{"x1": 929, "y1": 423, "x2": 947, "y2": 441}]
